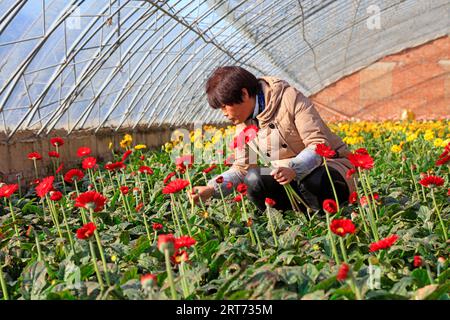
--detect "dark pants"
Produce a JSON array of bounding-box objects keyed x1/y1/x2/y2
[{"x1": 244, "y1": 166, "x2": 350, "y2": 212}]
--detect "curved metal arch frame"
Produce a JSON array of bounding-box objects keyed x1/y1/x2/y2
[
  {"x1": 164, "y1": 9, "x2": 312, "y2": 126},
  {"x1": 67, "y1": 1, "x2": 187, "y2": 134},
  {"x1": 146, "y1": 0, "x2": 290, "y2": 128},
  {"x1": 0, "y1": 0, "x2": 82, "y2": 112},
  {"x1": 91, "y1": 0, "x2": 216, "y2": 133},
  {"x1": 127, "y1": 0, "x2": 277, "y2": 130},
  {"x1": 141, "y1": 0, "x2": 283, "y2": 128},
  {"x1": 37, "y1": 3, "x2": 156, "y2": 136},
  {"x1": 102, "y1": 0, "x2": 255, "y2": 132},
  {"x1": 2, "y1": 0, "x2": 130, "y2": 139}
]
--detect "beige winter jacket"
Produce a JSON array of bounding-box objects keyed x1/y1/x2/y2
[{"x1": 228, "y1": 76, "x2": 356, "y2": 194}]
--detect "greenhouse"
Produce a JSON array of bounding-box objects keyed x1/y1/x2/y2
[{"x1": 0, "y1": 0, "x2": 449, "y2": 301}]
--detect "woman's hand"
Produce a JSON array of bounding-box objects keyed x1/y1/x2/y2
[
  {"x1": 270, "y1": 167, "x2": 297, "y2": 185},
  {"x1": 188, "y1": 186, "x2": 215, "y2": 204}
]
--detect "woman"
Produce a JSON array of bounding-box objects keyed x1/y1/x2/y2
[{"x1": 190, "y1": 66, "x2": 355, "y2": 212}]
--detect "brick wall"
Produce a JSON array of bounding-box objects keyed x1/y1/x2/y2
[{"x1": 311, "y1": 35, "x2": 450, "y2": 121}]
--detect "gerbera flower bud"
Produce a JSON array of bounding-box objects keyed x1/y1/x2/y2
[
  {"x1": 152, "y1": 222, "x2": 163, "y2": 231},
  {"x1": 215, "y1": 176, "x2": 224, "y2": 184},
  {"x1": 323, "y1": 199, "x2": 337, "y2": 214},
  {"x1": 141, "y1": 274, "x2": 157, "y2": 288},
  {"x1": 265, "y1": 198, "x2": 276, "y2": 207},
  {"x1": 336, "y1": 263, "x2": 349, "y2": 281},
  {"x1": 157, "y1": 234, "x2": 175, "y2": 254},
  {"x1": 413, "y1": 255, "x2": 423, "y2": 268},
  {"x1": 236, "y1": 183, "x2": 248, "y2": 195}
]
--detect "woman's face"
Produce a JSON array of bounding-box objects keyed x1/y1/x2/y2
[{"x1": 220, "y1": 88, "x2": 256, "y2": 125}]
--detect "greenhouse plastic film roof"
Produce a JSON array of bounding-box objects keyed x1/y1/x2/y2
[{"x1": 0, "y1": 0, "x2": 449, "y2": 141}]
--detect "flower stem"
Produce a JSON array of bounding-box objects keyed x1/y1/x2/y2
[
  {"x1": 33, "y1": 230, "x2": 43, "y2": 261},
  {"x1": 89, "y1": 209, "x2": 111, "y2": 287},
  {"x1": 325, "y1": 212, "x2": 340, "y2": 265},
  {"x1": 60, "y1": 204, "x2": 75, "y2": 253},
  {"x1": 339, "y1": 237, "x2": 349, "y2": 263},
  {"x1": 430, "y1": 188, "x2": 448, "y2": 241},
  {"x1": 88, "y1": 239, "x2": 105, "y2": 291},
  {"x1": 0, "y1": 264, "x2": 9, "y2": 300},
  {"x1": 323, "y1": 159, "x2": 340, "y2": 211},
  {"x1": 266, "y1": 207, "x2": 279, "y2": 247},
  {"x1": 240, "y1": 199, "x2": 256, "y2": 245},
  {"x1": 8, "y1": 199, "x2": 19, "y2": 237},
  {"x1": 179, "y1": 261, "x2": 190, "y2": 299},
  {"x1": 164, "y1": 249, "x2": 178, "y2": 300}
]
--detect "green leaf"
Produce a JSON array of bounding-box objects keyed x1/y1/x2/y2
[
  {"x1": 20, "y1": 261, "x2": 48, "y2": 300},
  {"x1": 411, "y1": 268, "x2": 430, "y2": 287}
]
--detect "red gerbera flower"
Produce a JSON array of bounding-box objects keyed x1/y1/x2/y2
[
  {"x1": 64, "y1": 169, "x2": 84, "y2": 183},
  {"x1": 354, "y1": 148, "x2": 369, "y2": 155},
  {"x1": 346, "y1": 168, "x2": 356, "y2": 179},
  {"x1": 323, "y1": 199, "x2": 338, "y2": 214},
  {"x1": 82, "y1": 157, "x2": 97, "y2": 170},
  {"x1": 215, "y1": 176, "x2": 224, "y2": 184},
  {"x1": 49, "y1": 191, "x2": 63, "y2": 201},
  {"x1": 122, "y1": 150, "x2": 133, "y2": 162},
  {"x1": 35, "y1": 176, "x2": 55, "y2": 198},
  {"x1": 50, "y1": 137, "x2": 64, "y2": 147},
  {"x1": 236, "y1": 183, "x2": 247, "y2": 195},
  {"x1": 162, "y1": 179, "x2": 190, "y2": 194},
  {"x1": 28, "y1": 152, "x2": 42, "y2": 160},
  {"x1": 330, "y1": 219, "x2": 356, "y2": 237},
  {"x1": 419, "y1": 175, "x2": 445, "y2": 188},
  {"x1": 413, "y1": 255, "x2": 423, "y2": 268},
  {"x1": 174, "y1": 235, "x2": 196, "y2": 250},
  {"x1": 120, "y1": 186, "x2": 129, "y2": 195},
  {"x1": 77, "y1": 147, "x2": 91, "y2": 158},
  {"x1": 348, "y1": 152, "x2": 374, "y2": 170},
  {"x1": 436, "y1": 153, "x2": 450, "y2": 166},
  {"x1": 163, "y1": 171, "x2": 176, "y2": 184},
  {"x1": 265, "y1": 197, "x2": 276, "y2": 207},
  {"x1": 348, "y1": 191, "x2": 358, "y2": 205},
  {"x1": 171, "y1": 250, "x2": 189, "y2": 264},
  {"x1": 138, "y1": 166, "x2": 153, "y2": 175},
  {"x1": 369, "y1": 234, "x2": 399, "y2": 252},
  {"x1": 337, "y1": 263, "x2": 350, "y2": 281},
  {"x1": 226, "y1": 182, "x2": 233, "y2": 189},
  {"x1": 74, "y1": 191, "x2": 107, "y2": 212},
  {"x1": 0, "y1": 184, "x2": 18, "y2": 198},
  {"x1": 315, "y1": 143, "x2": 336, "y2": 158},
  {"x1": 233, "y1": 194, "x2": 243, "y2": 202},
  {"x1": 104, "y1": 161, "x2": 126, "y2": 171},
  {"x1": 76, "y1": 222, "x2": 96, "y2": 240},
  {"x1": 152, "y1": 223, "x2": 163, "y2": 231},
  {"x1": 202, "y1": 164, "x2": 217, "y2": 174},
  {"x1": 48, "y1": 151, "x2": 60, "y2": 158}
]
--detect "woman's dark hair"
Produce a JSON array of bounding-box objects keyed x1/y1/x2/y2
[{"x1": 205, "y1": 66, "x2": 258, "y2": 109}]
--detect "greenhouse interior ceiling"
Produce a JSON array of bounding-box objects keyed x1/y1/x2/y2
[{"x1": 0, "y1": 0, "x2": 449, "y2": 141}]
